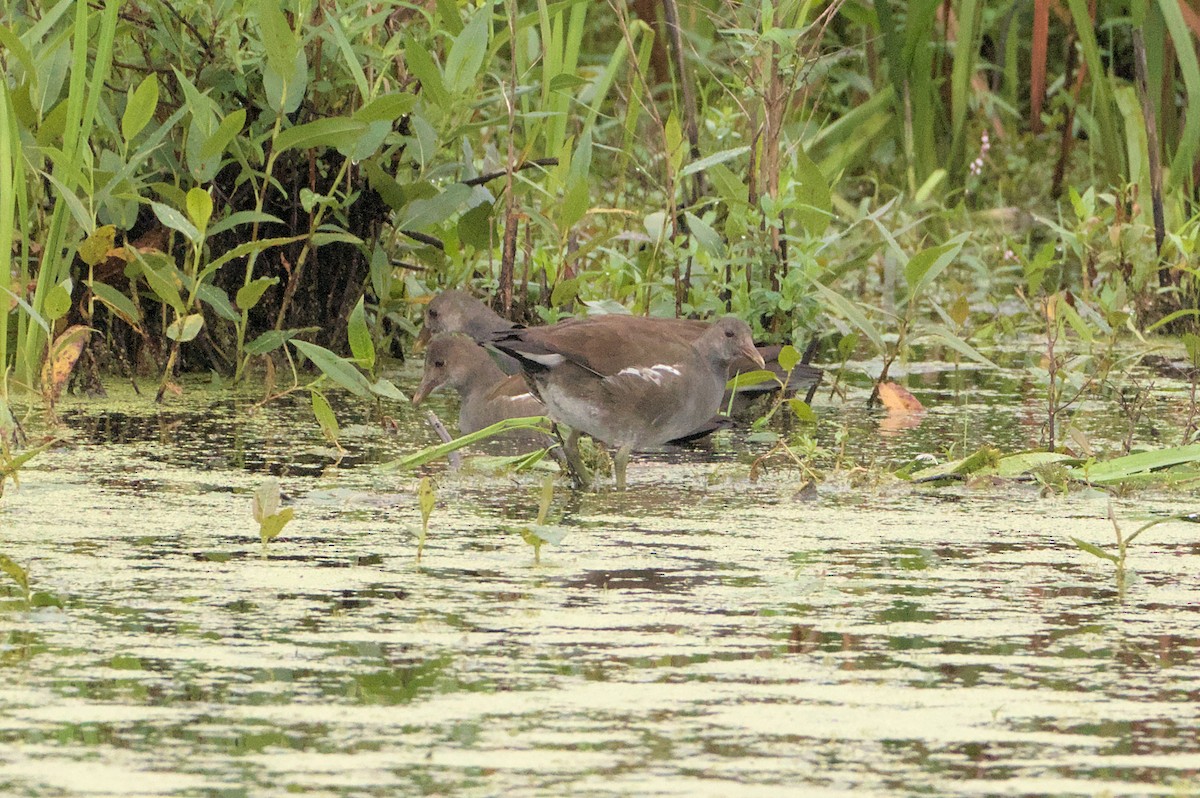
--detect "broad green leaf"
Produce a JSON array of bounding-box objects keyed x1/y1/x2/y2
[
  {"x1": 236, "y1": 277, "x2": 279, "y2": 311},
  {"x1": 152, "y1": 201, "x2": 201, "y2": 243},
  {"x1": 196, "y1": 284, "x2": 239, "y2": 322},
  {"x1": 559, "y1": 177, "x2": 590, "y2": 231},
  {"x1": 789, "y1": 399, "x2": 816, "y2": 423},
  {"x1": 444, "y1": 5, "x2": 490, "y2": 93},
  {"x1": 88, "y1": 281, "x2": 141, "y2": 326},
  {"x1": 551, "y1": 278, "x2": 580, "y2": 308},
  {"x1": 370, "y1": 379, "x2": 408, "y2": 402},
  {"x1": 1146, "y1": 308, "x2": 1200, "y2": 333},
  {"x1": 263, "y1": 47, "x2": 308, "y2": 114},
  {"x1": 44, "y1": 281, "x2": 72, "y2": 322},
  {"x1": 259, "y1": 508, "x2": 294, "y2": 544},
  {"x1": 904, "y1": 233, "x2": 967, "y2": 302},
  {"x1": 1024, "y1": 242, "x2": 1056, "y2": 296},
  {"x1": 708, "y1": 162, "x2": 747, "y2": 207},
  {"x1": 291, "y1": 339, "x2": 373, "y2": 398},
  {"x1": 256, "y1": 0, "x2": 297, "y2": 79},
  {"x1": 310, "y1": 389, "x2": 339, "y2": 442},
  {"x1": 525, "y1": 524, "x2": 568, "y2": 546},
  {"x1": 536, "y1": 475, "x2": 553, "y2": 524},
  {"x1": 664, "y1": 111, "x2": 683, "y2": 176},
  {"x1": 0, "y1": 26, "x2": 36, "y2": 82},
  {"x1": 684, "y1": 212, "x2": 725, "y2": 258},
  {"x1": 200, "y1": 236, "x2": 303, "y2": 280},
  {"x1": 1071, "y1": 537, "x2": 1120, "y2": 563},
  {"x1": 347, "y1": 296, "x2": 375, "y2": 370},
  {"x1": 396, "y1": 183, "x2": 472, "y2": 231},
  {"x1": 354, "y1": 93, "x2": 417, "y2": 123},
  {"x1": 792, "y1": 145, "x2": 832, "y2": 237},
  {"x1": 274, "y1": 117, "x2": 367, "y2": 155},
  {"x1": 404, "y1": 35, "x2": 448, "y2": 107},
  {"x1": 464, "y1": 449, "x2": 555, "y2": 474},
  {"x1": 186, "y1": 187, "x2": 213, "y2": 234},
  {"x1": 199, "y1": 108, "x2": 246, "y2": 161},
  {"x1": 340, "y1": 119, "x2": 391, "y2": 161},
  {"x1": 166, "y1": 313, "x2": 204, "y2": 342},
  {"x1": 245, "y1": 329, "x2": 299, "y2": 356},
  {"x1": 310, "y1": 231, "x2": 363, "y2": 247},
  {"x1": 837, "y1": 332, "x2": 859, "y2": 361},
  {"x1": 681, "y1": 145, "x2": 750, "y2": 177},
  {"x1": 778, "y1": 344, "x2": 801, "y2": 373},
  {"x1": 418, "y1": 476, "x2": 435, "y2": 521},
  {"x1": 325, "y1": 12, "x2": 370, "y2": 102},
  {"x1": 726, "y1": 370, "x2": 779, "y2": 390},
  {"x1": 121, "y1": 74, "x2": 158, "y2": 143},
  {"x1": 1070, "y1": 444, "x2": 1200, "y2": 484},
  {"x1": 138, "y1": 257, "x2": 185, "y2": 314},
  {"x1": 417, "y1": 476, "x2": 435, "y2": 561},
  {"x1": 457, "y1": 201, "x2": 493, "y2": 249},
  {"x1": 916, "y1": 326, "x2": 998, "y2": 369},
  {"x1": 385, "y1": 416, "x2": 554, "y2": 471},
  {"x1": 436, "y1": 0, "x2": 464, "y2": 34},
  {"x1": 207, "y1": 210, "x2": 284, "y2": 238}
]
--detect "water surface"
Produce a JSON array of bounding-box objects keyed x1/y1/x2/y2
[{"x1": 1, "y1": 364, "x2": 1198, "y2": 797}]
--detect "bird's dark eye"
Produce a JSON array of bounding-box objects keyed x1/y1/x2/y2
[
  {"x1": 725, "y1": 328, "x2": 735, "y2": 338},
  {"x1": 428, "y1": 309, "x2": 439, "y2": 319},
  {"x1": 433, "y1": 359, "x2": 445, "y2": 368}
]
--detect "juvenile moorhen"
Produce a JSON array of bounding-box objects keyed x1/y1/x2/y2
[
  {"x1": 490, "y1": 315, "x2": 765, "y2": 489},
  {"x1": 411, "y1": 333, "x2": 543, "y2": 435},
  {"x1": 415, "y1": 289, "x2": 821, "y2": 399},
  {"x1": 414, "y1": 290, "x2": 520, "y2": 372}
]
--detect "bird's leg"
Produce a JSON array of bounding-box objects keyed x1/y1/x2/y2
[
  {"x1": 556, "y1": 425, "x2": 591, "y2": 490},
  {"x1": 614, "y1": 444, "x2": 632, "y2": 491}
]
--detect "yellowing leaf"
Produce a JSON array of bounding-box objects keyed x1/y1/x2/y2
[
  {"x1": 260, "y1": 508, "x2": 294, "y2": 544},
  {"x1": 79, "y1": 225, "x2": 117, "y2": 267},
  {"x1": 417, "y1": 477, "x2": 435, "y2": 562},
  {"x1": 40, "y1": 325, "x2": 91, "y2": 405},
  {"x1": 949, "y1": 294, "x2": 970, "y2": 327},
  {"x1": 877, "y1": 381, "x2": 924, "y2": 412}
]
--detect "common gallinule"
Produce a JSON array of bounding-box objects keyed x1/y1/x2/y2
[
  {"x1": 411, "y1": 333, "x2": 543, "y2": 435},
  {"x1": 414, "y1": 290, "x2": 520, "y2": 372},
  {"x1": 490, "y1": 315, "x2": 766, "y2": 489},
  {"x1": 415, "y1": 290, "x2": 821, "y2": 399}
]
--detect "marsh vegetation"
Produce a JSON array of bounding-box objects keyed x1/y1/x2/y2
[{"x1": 3, "y1": 0, "x2": 1200, "y2": 794}]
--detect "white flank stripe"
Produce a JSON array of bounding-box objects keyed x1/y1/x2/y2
[
  {"x1": 615, "y1": 364, "x2": 681, "y2": 386},
  {"x1": 524, "y1": 353, "x2": 565, "y2": 367},
  {"x1": 506, "y1": 393, "x2": 534, "y2": 402}
]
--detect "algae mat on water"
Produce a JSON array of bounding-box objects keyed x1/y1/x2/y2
[{"x1": 0, "y1": 382, "x2": 1198, "y2": 797}]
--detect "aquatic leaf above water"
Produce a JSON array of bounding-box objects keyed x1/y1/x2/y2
[
  {"x1": 40, "y1": 325, "x2": 91, "y2": 406},
  {"x1": 0, "y1": 554, "x2": 30, "y2": 606},
  {"x1": 417, "y1": 477, "x2": 435, "y2": 562},
  {"x1": 384, "y1": 416, "x2": 554, "y2": 471},
  {"x1": 252, "y1": 478, "x2": 295, "y2": 546},
  {"x1": 1067, "y1": 443, "x2": 1200, "y2": 484}
]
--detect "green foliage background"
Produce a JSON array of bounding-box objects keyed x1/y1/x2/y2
[{"x1": 1, "y1": 0, "x2": 1199, "y2": 400}]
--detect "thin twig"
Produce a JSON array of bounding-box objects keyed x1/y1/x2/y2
[
  {"x1": 463, "y1": 158, "x2": 558, "y2": 186},
  {"x1": 425, "y1": 411, "x2": 462, "y2": 470}
]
